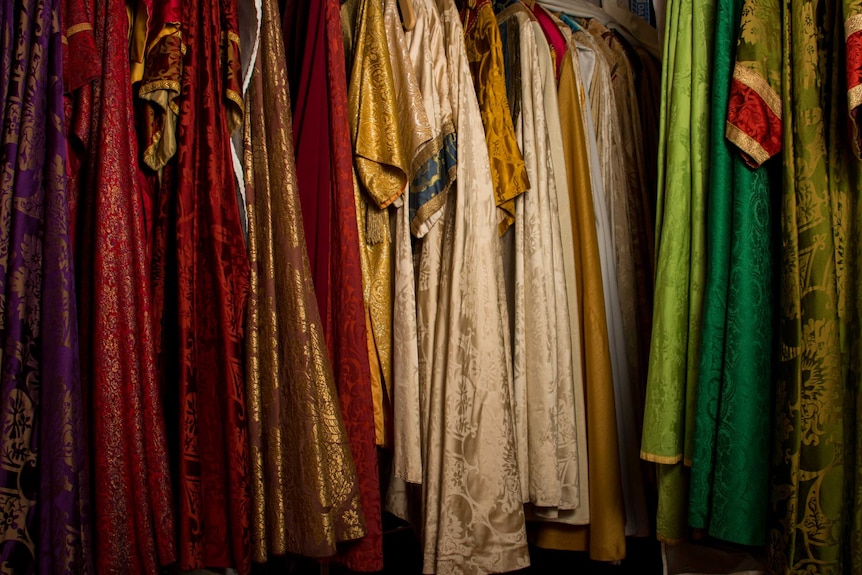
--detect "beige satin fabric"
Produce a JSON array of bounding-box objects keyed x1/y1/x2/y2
[
  {"x1": 383, "y1": 0, "x2": 432, "y2": 485},
  {"x1": 414, "y1": 0, "x2": 530, "y2": 572},
  {"x1": 496, "y1": 7, "x2": 583, "y2": 516}
]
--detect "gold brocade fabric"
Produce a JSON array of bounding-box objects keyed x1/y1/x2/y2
[
  {"x1": 461, "y1": 0, "x2": 530, "y2": 235},
  {"x1": 532, "y1": 48, "x2": 626, "y2": 563},
  {"x1": 343, "y1": 0, "x2": 410, "y2": 446},
  {"x1": 242, "y1": 0, "x2": 365, "y2": 559}
]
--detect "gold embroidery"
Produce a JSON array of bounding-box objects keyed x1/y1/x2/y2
[
  {"x1": 139, "y1": 79, "x2": 181, "y2": 96},
  {"x1": 726, "y1": 122, "x2": 771, "y2": 166},
  {"x1": 733, "y1": 63, "x2": 782, "y2": 119},
  {"x1": 845, "y1": 14, "x2": 862, "y2": 39},
  {"x1": 412, "y1": 130, "x2": 446, "y2": 178},
  {"x1": 226, "y1": 88, "x2": 243, "y2": 111},
  {"x1": 223, "y1": 30, "x2": 241, "y2": 44}
]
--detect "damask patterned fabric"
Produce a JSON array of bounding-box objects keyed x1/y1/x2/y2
[
  {"x1": 459, "y1": 0, "x2": 530, "y2": 235},
  {"x1": 61, "y1": 0, "x2": 98, "y2": 254},
  {"x1": 282, "y1": 0, "x2": 332, "y2": 325},
  {"x1": 71, "y1": 0, "x2": 178, "y2": 571},
  {"x1": 0, "y1": 0, "x2": 92, "y2": 571},
  {"x1": 495, "y1": 5, "x2": 583, "y2": 515},
  {"x1": 415, "y1": 0, "x2": 530, "y2": 571},
  {"x1": 641, "y1": 0, "x2": 714, "y2": 543},
  {"x1": 383, "y1": 0, "x2": 432, "y2": 491},
  {"x1": 242, "y1": 0, "x2": 368, "y2": 564},
  {"x1": 687, "y1": 0, "x2": 773, "y2": 547},
  {"x1": 159, "y1": 0, "x2": 252, "y2": 569},
  {"x1": 727, "y1": 1, "x2": 861, "y2": 572},
  {"x1": 387, "y1": 0, "x2": 455, "y2": 523},
  {"x1": 525, "y1": 17, "x2": 591, "y2": 528},
  {"x1": 588, "y1": 20, "x2": 652, "y2": 411},
  {"x1": 282, "y1": 0, "x2": 383, "y2": 570},
  {"x1": 343, "y1": 0, "x2": 409, "y2": 448}
]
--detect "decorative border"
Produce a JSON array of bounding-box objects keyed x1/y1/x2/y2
[{"x1": 726, "y1": 66, "x2": 783, "y2": 167}]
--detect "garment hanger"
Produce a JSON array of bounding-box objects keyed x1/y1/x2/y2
[
  {"x1": 537, "y1": 0, "x2": 611, "y2": 24},
  {"x1": 399, "y1": 0, "x2": 416, "y2": 30},
  {"x1": 537, "y1": 0, "x2": 660, "y2": 57}
]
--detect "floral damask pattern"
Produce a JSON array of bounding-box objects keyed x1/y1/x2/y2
[
  {"x1": 0, "y1": 0, "x2": 91, "y2": 572},
  {"x1": 728, "y1": 0, "x2": 861, "y2": 573}
]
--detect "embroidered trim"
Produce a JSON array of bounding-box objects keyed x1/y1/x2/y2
[
  {"x1": 846, "y1": 14, "x2": 862, "y2": 39},
  {"x1": 411, "y1": 164, "x2": 455, "y2": 238},
  {"x1": 851, "y1": 83, "x2": 862, "y2": 111},
  {"x1": 733, "y1": 64, "x2": 781, "y2": 119},
  {"x1": 640, "y1": 451, "x2": 683, "y2": 465},
  {"x1": 413, "y1": 131, "x2": 446, "y2": 176},
  {"x1": 139, "y1": 80, "x2": 181, "y2": 97},
  {"x1": 226, "y1": 88, "x2": 243, "y2": 111},
  {"x1": 223, "y1": 30, "x2": 241, "y2": 44},
  {"x1": 726, "y1": 122, "x2": 770, "y2": 167}
]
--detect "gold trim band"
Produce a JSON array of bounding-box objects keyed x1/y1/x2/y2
[
  {"x1": 726, "y1": 122, "x2": 771, "y2": 167},
  {"x1": 226, "y1": 88, "x2": 243, "y2": 111},
  {"x1": 733, "y1": 64, "x2": 782, "y2": 119},
  {"x1": 845, "y1": 14, "x2": 862, "y2": 39},
  {"x1": 640, "y1": 451, "x2": 683, "y2": 465}
]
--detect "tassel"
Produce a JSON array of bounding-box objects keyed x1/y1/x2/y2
[{"x1": 366, "y1": 201, "x2": 389, "y2": 245}]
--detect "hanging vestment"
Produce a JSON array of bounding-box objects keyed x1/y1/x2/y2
[
  {"x1": 844, "y1": 3, "x2": 862, "y2": 571},
  {"x1": 726, "y1": 0, "x2": 861, "y2": 571},
  {"x1": 573, "y1": 23, "x2": 649, "y2": 539},
  {"x1": 61, "y1": 0, "x2": 100, "y2": 252},
  {"x1": 525, "y1": 12, "x2": 591, "y2": 527},
  {"x1": 386, "y1": 0, "x2": 457, "y2": 525},
  {"x1": 0, "y1": 0, "x2": 92, "y2": 571},
  {"x1": 383, "y1": 0, "x2": 433, "y2": 493},
  {"x1": 342, "y1": 0, "x2": 410, "y2": 448},
  {"x1": 687, "y1": 0, "x2": 773, "y2": 547},
  {"x1": 531, "y1": 32, "x2": 626, "y2": 562},
  {"x1": 495, "y1": 4, "x2": 583, "y2": 516},
  {"x1": 641, "y1": 0, "x2": 714, "y2": 543},
  {"x1": 161, "y1": 0, "x2": 252, "y2": 569},
  {"x1": 243, "y1": 0, "x2": 368, "y2": 565},
  {"x1": 70, "y1": 0, "x2": 178, "y2": 571},
  {"x1": 587, "y1": 20, "x2": 653, "y2": 410},
  {"x1": 417, "y1": 0, "x2": 529, "y2": 571},
  {"x1": 281, "y1": 0, "x2": 383, "y2": 569}
]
